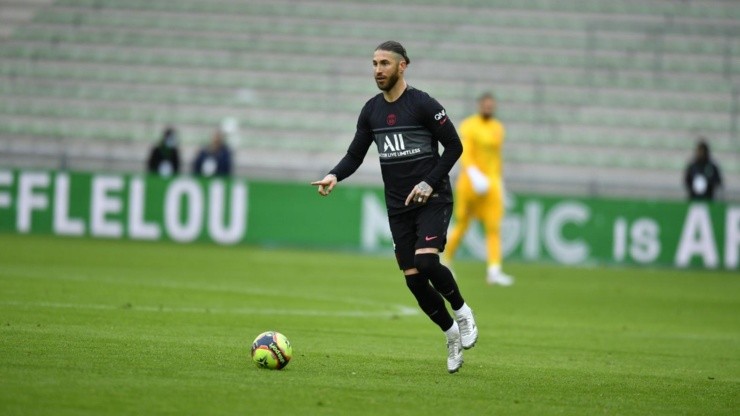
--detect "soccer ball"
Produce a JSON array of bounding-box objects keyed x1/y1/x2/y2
[{"x1": 251, "y1": 331, "x2": 293, "y2": 370}]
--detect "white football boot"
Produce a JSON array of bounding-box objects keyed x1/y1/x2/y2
[
  {"x1": 446, "y1": 330, "x2": 463, "y2": 373},
  {"x1": 455, "y1": 308, "x2": 478, "y2": 349},
  {"x1": 486, "y1": 265, "x2": 514, "y2": 286}
]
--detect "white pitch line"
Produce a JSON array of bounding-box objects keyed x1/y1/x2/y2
[
  {"x1": 0, "y1": 301, "x2": 420, "y2": 318},
  {"x1": 0, "y1": 266, "x2": 402, "y2": 309}
]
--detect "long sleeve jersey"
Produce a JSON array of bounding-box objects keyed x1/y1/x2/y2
[{"x1": 330, "y1": 86, "x2": 463, "y2": 215}]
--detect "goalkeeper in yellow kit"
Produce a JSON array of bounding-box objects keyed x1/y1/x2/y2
[{"x1": 444, "y1": 93, "x2": 514, "y2": 286}]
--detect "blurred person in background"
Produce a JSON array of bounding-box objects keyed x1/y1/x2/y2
[
  {"x1": 193, "y1": 129, "x2": 233, "y2": 177},
  {"x1": 443, "y1": 92, "x2": 514, "y2": 286},
  {"x1": 147, "y1": 126, "x2": 180, "y2": 177},
  {"x1": 684, "y1": 139, "x2": 723, "y2": 201}
]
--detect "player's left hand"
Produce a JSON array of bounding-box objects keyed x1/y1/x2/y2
[{"x1": 405, "y1": 181, "x2": 433, "y2": 206}]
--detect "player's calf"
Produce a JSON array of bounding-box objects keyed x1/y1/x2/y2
[
  {"x1": 415, "y1": 253, "x2": 478, "y2": 349},
  {"x1": 415, "y1": 253, "x2": 464, "y2": 309},
  {"x1": 405, "y1": 274, "x2": 464, "y2": 372},
  {"x1": 404, "y1": 274, "x2": 454, "y2": 331}
]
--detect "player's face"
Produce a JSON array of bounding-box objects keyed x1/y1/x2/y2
[
  {"x1": 696, "y1": 146, "x2": 708, "y2": 162},
  {"x1": 479, "y1": 97, "x2": 496, "y2": 119},
  {"x1": 373, "y1": 50, "x2": 403, "y2": 91}
]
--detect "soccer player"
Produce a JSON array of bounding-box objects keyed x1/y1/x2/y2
[
  {"x1": 443, "y1": 93, "x2": 514, "y2": 286},
  {"x1": 311, "y1": 41, "x2": 478, "y2": 373}
]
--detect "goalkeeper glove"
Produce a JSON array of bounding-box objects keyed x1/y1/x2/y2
[{"x1": 466, "y1": 166, "x2": 489, "y2": 195}]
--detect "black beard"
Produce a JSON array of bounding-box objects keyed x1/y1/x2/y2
[{"x1": 377, "y1": 72, "x2": 400, "y2": 92}]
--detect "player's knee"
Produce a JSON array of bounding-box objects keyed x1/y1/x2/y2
[
  {"x1": 404, "y1": 273, "x2": 429, "y2": 293},
  {"x1": 483, "y1": 219, "x2": 501, "y2": 234},
  {"x1": 414, "y1": 253, "x2": 440, "y2": 274}
]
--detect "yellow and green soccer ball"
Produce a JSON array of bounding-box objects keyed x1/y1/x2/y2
[{"x1": 251, "y1": 331, "x2": 293, "y2": 370}]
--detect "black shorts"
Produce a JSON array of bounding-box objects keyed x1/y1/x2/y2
[{"x1": 388, "y1": 201, "x2": 452, "y2": 270}]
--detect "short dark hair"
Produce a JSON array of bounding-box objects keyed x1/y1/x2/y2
[
  {"x1": 478, "y1": 92, "x2": 496, "y2": 102},
  {"x1": 697, "y1": 138, "x2": 710, "y2": 154},
  {"x1": 162, "y1": 126, "x2": 176, "y2": 141},
  {"x1": 375, "y1": 41, "x2": 410, "y2": 65}
]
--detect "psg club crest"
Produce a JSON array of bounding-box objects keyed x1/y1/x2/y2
[{"x1": 386, "y1": 114, "x2": 397, "y2": 126}]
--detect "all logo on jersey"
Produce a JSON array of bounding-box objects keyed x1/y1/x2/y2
[
  {"x1": 376, "y1": 132, "x2": 424, "y2": 160},
  {"x1": 383, "y1": 134, "x2": 405, "y2": 152},
  {"x1": 386, "y1": 114, "x2": 397, "y2": 126}
]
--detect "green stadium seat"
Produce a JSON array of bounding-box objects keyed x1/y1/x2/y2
[{"x1": 1, "y1": 0, "x2": 738, "y2": 193}]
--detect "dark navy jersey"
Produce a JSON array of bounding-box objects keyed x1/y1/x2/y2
[
  {"x1": 685, "y1": 159, "x2": 723, "y2": 200},
  {"x1": 330, "y1": 86, "x2": 463, "y2": 215}
]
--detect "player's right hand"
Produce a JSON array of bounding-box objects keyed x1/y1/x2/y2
[{"x1": 311, "y1": 174, "x2": 337, "y2": 196}]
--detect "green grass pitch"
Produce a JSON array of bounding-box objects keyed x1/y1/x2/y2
[{"x1": 1, "y1": 234, "x2": 738, "y2": 415}]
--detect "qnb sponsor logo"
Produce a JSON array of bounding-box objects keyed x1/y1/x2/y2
[{"x1": 434, "y1": 109, "x2": 447, "y2": 124}]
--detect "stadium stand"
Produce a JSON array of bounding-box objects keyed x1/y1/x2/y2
[{"x1": 0, "y1": 0, "x2": 738, "y2": 199}]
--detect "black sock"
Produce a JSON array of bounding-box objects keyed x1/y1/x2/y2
[
  {"x1": 404, "y1": 273, "x2": 454, "y2": 331},
  {"x1": 415, "y1": 253, "x2": 465, "y2": 310}
]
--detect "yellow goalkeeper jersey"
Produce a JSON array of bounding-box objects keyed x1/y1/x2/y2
[{"x1": 459, "y1": 114, "x2": 505, "y2": 179}]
